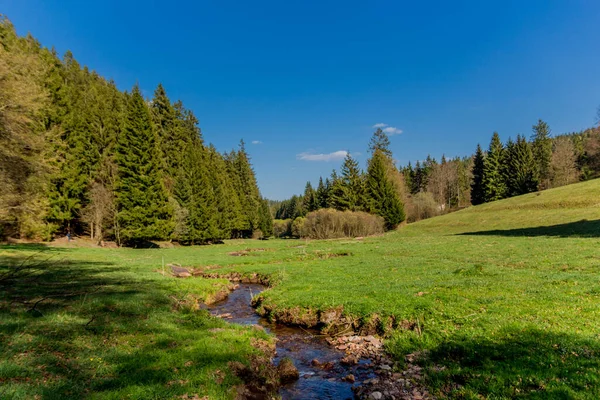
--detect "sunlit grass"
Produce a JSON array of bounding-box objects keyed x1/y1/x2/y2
[{"x1": 2, "y1": 179, "x2": 600, "y2": 398}]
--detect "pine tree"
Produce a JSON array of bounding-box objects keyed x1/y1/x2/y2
[
  {"x1": 365, "y1": 150, "x2": 405, "y2": 229},
  {"x1": 115, "y1": 85, "x2": 173, "y2": 243},
  {"x1": 482, "y1": 132, "x2": 507, "y2": 202},
  {"x1": 531, "y1": 119, "x2": 553, "y2": 189},
  {"x1": 470, "y1": 144, "x2": 485, "y2": 205}
]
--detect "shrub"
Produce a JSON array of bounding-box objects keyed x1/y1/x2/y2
[
  {"x1": 301, "y1": 208, "x2": 385, "y2": 239},
  {"x1": 273, "y1": 219, "x2": 292, "y2": 238},
  {"x1": 291, "y1": 217, "x2": 306, "y2": 238},
  {"x1": 406, "y1": 192, "x2": 439, "y2": 222}
]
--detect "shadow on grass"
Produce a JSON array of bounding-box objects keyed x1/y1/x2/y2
[
  {"x1": 0, "y1": 252, "x2": 257, "y2": 399},
  {"x1": 424, "y1": 327, "x2": 600, "y2": 399},
  {"x1": 458, "y1": 219, "x2": 600, "y2": 238}
]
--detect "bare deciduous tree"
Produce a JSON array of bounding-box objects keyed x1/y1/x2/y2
[{"x1": 550, "y1": 137, "x2": 579, "y2": 187}]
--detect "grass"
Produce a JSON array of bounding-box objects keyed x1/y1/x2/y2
[{"x1": 2, "y1": 179, "x2": 600, "y2": 399}]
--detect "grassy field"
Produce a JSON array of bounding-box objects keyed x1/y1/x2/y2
[{"x1": 2, "y1": 179, "x2": 600, "y2": 399}]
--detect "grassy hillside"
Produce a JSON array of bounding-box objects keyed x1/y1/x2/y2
[{"x1": 2, "y1": 179, "x2": 599, "y2": 399}]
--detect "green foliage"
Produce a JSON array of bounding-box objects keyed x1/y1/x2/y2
[
  {"x1": 368, "y1": 127, "x2": 392, "y2": 158},
  {"x1": 273, "y1": 219, "x2": 293, "y2": 238},
  {"x1": 365, "y1": 151, "x2": 406, "y2": 229},
  {"x1": 470, "y1": 144, "x2": 485, "y2": 205},
  {"x1": 115, "y1": 86, "x2": 174, "y2": 243},
  {"x1": 291, "y1": 216, "x2": 306, "y2": 238},
  {"x1": 301, "y1": 208, "x2": 385, "y2": 239},
  {"x1": 504, "y1": 135, "x2": 538, "y2": 196},
  {"x1": 302, "y1": 181, "x2": 318, "y2": 214},
  {"x1": 258, "y1": 198, "x2": 274, "y2": 237},
  {"x1": 482, "y1": 132, "x2": 507, "y2": 202},
  {"x1": 329, "y1": 153, "x2": 365, "y2": 211},
  {"x1": 531, "y1": 119, "x2": 553, "y2": 188},
  {"x1": 315, "y1": 177, "x2": 329, "y2": 209}
]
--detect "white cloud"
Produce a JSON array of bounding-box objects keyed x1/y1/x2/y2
[
  {"x1": 383, "y1": 126, "x2": 403, "y2": 135},
  {"x1": 251, "y1": 140, "x2": 262, "y2": 145},
  {"x1": 297, "y1": 150, "x2": 348, "y2": 162},
  {"x1": 373, "y1": 123, "x2": 388, "y2": 128}
]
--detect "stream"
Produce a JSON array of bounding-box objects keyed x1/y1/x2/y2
[{"x1": 208, "y1": 283, "x2": 376, "y2": 399}]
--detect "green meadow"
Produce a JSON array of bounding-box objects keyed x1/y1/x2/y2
[{"x1": 2, "y1": 179, "x2": 600, "y2": 399}]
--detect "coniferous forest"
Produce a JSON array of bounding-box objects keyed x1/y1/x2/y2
[
  {"x1": 275, "y1": 122, "x2": 600, "y2": 226},
  {"x1": 0, "y1": 18, "x2": 272, "y2": 245},
  {"x1": 3, "y1": 15, "x2": 600, "y2": 243}
]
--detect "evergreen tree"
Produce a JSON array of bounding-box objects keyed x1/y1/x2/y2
[
  {"x1": 368, "y1": 128, "x2": 392, "y2": 158},
  {"x1": 506, "y1": 135, "x2": 538, "y2": 196},
  {"x1": 470, "y1": 144, "x2": 485, "y2": 205},
  {"x1": 302, "y1": 181, "x2": 318, "y2": 214},
  {"x1": 316, "y1": 177, "x2": 329, "y2": 209},
  {"x1": 403, "y1": 162, "x2": 414, "y2": 192},
  {"x1": 329, "y1": 153, "x2": 365, "y2": 211},
  {"x1": 228, "y1": 140, "x2": 261, "y2": 237},
  {"x1": 258, "y1": 198, "x2": 274, "y2": 237},
  {"x1": 365, "y1": 150, "x2": 405, "y2": 229},
  {"x1": 411, "y1": 161, "x2": 423, "y2": 194},
  {"x1": 327, "y1": 170, "x2": 340, "y2": 208},
  {"x1": 482, "y1": 132, "x2": 507, "y2": 202},
  {"x1": 531, "y1": 119, "x2": 553, "y2": 189},
  {"x1": 115, "y1": 85, "x2": 173, "y2": 243}
]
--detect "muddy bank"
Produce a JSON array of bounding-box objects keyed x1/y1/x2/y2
[
  {"x1": 207, "y1": 284, "x2": 434, "y2": 400},
  {"x1": 190, "y1": 267, "x2": 417, "y2": 337}
]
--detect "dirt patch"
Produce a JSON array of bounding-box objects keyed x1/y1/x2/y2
[
  {"x1": 194, "y1": 271, "x2": 272, "y2": 286},
  {"x1": 252, "y1": 299, "x2": 416, "y2": 337},
  {"x1": 352, "y1": 352, "x2": 436, "y2": 400},
  {"x1": 229, "y1": 248, "x2": 274, "y2": 257},
  {"x1": 228, "y1": 339, "x2": 299, "y2": 399},
  {"x1": 313, "y1": 250, "x2": 352, "y2": 259}
]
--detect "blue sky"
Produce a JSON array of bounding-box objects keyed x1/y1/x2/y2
[{"x1": 4, "y1": 0, "x2": 600, "y2": 199}]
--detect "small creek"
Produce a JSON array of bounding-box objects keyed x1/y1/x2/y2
[{"x1": 208, "y1": 283, "x2": 376, "y2": 399}]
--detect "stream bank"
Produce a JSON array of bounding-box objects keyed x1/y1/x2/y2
[{"x1": 207, "y1": 283, "x2": 434, "y2": 400}]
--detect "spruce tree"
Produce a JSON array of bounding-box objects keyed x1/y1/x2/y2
[
  {"x1": 365, "y1": 150, "x2": 405, "y2": 229},
  {"x1": 470, "y1": 144, "x2": 485, "y2": 205},
  {"x1": 316, "y1": 177, "x2": 328, "y2": 209},
  {"x1": 482, "y1": 132, "x2": 507, "y2": 202},
  {"x1": 115, "y1": 85, "x2": 173, "y2": 243},
  {"x1": 329, "y1": 153, "x2": 365, "y2": 211},
  {"x1": 229, "y1": 140, "x2": 261, "y2": 237},
  {"x1": 368, "y1": 128, "x2": 392, "y2": 158},
  {"x1": 302, "y1": 182, "x2": 318, "y2": 214},
  {"x1": 258, "y1": 198, "x2": 274, "y2": 237},
  {"x1": 531, "y1": 119, "x2": 552, "y2": 189},
  {"x1": 506, "y1": 135, "x2": 538, "y2": 196}
]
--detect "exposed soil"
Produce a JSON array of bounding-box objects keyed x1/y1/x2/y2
[{"x1": 207, "y1": 283, "x2": 435, "y2": 400}]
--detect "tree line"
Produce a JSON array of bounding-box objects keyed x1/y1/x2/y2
[
  {"x1": 275, "y1": 129, "x2": 406, "y2": 230},
  {"x1": 277, "y1": 118, "x2": 600, "y2": 224},
  {"x1": 0, "y1": 17, "x2": 272, "y2": 245}
]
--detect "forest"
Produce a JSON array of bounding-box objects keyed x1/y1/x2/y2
[
  {"x1": 275, "y1": 120, "x2": 600, "y2": 227},
  {"x1": 0, "y1": 17, "x2": 272, "y2": 245},
  {"x1": 2, "y1": 14, "x2": 600, "y2": 245}
]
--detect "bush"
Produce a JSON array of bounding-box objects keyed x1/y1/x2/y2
[
  {"x1": 301, "y1": 208, "x2": 385, "y2": 239},
  {"x1": 273, "y1": 219, "x2": 292, "y2": 238},
  {"x1": 406, "y1": 192, "x2": 439, "y2": 222},
  {"x1": 291, "y1": 217, "x2": 306, "y2": 238}
]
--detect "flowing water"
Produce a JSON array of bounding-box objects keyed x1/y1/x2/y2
[{"x1": 208, "y1": 284, "x2": 375, "y2": 399}]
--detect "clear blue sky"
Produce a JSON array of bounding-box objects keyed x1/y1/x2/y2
[{"x1": 4, "y1": 0, "x2": 600, "y2": 200}]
